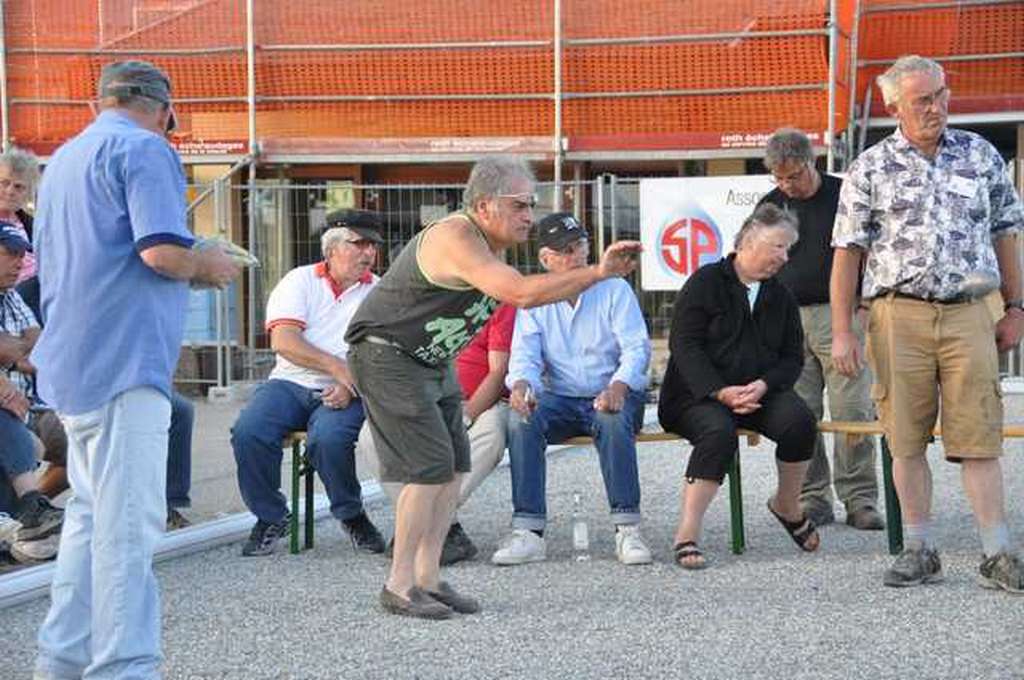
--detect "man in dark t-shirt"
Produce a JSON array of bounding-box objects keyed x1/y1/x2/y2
[
  {"x1": 758, "y1": 128, "x2": 882, "y2": 531},
  {"x1": 345, "y1": 155, "x2": 641, "y2": 619}
]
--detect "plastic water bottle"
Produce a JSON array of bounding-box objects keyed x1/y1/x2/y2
[{"x1": 572, "y1": 491, "x2": 590, "y2": 561}]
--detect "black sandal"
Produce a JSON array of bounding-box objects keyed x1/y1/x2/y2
[
  {"x1": 767, "y1": 499, "x2": 819, "y2": 553},
  {"x1": 673, "y1": 541, "x2": 707, "y2": 570}
]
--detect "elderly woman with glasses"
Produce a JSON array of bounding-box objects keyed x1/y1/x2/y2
[
  {"x1": 0, "y1": 147, "x2": 41, "y2": 286},
  {"x1": 657, "y1": 202, "x2": 820, "y2": 569}
]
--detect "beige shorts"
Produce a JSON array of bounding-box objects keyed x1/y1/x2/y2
[{"x1": 866, "y1": 294, "x2": 1003, "y2": 460}]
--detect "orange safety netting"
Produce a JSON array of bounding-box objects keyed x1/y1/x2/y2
[
  {"x1": 856, "y1": 0, "x2": 1024, "y2": 115},
  {"x1": 5, "y1": 0, "x2": 1017, "y2": 156}
]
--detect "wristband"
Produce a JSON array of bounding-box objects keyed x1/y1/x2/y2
[{"x1": 1004, "y1": 300, "x2": 1024, "y2": 313}]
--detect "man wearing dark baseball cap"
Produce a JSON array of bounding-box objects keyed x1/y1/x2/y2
[
  {"x1": 32, "y1": 60, "x2": 241, "y2": 677},
  {"x1": 536, "y1": 211, "x2": 588, "y2": 251},
  {"x1": 494, "y1": 211, "x2": 654, "y2": 567},
  {"x1": 0, "y1": 222, "x2": 32, "y2": 256}
]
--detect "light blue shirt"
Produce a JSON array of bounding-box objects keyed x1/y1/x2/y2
[
  {"x1": 507, "y1": 277, "x2": 651, "y2": 397},
  {"x1": 31, "y1": 110, "x2": 193, "y2": 414}
]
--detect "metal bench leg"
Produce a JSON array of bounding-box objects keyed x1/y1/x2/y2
[
  {"x1": 304, "y1": 452, "x2": 315, "y2": 550},
  {"x1": 728, "y1": 453, "x2": 745, "y2": 554},
  {"x1": 881, "y1": 436, "x2": 903, "y2": 555},
  {"x1": 290, "y1": 439, "x2": 301, "y2": 554}
]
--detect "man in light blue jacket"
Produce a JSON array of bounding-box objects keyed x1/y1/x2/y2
[{"x1": 494, "y1": 212, "x2": 653, "y2": 566}]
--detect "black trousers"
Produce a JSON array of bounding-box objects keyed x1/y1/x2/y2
[{"x1": 663, "y1": 390, "x2": 816, "y2": 483}]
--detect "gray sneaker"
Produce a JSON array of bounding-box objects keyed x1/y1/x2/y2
[
  {"x1": 884, "y1": 547, "x2": 943, "y2": 587},
  {"x1": 978, "y1": 552, "x2": 1024, "y2": 594},
  {"x1": 16, "y1": 492, "x2": 63, "y2": 541}
]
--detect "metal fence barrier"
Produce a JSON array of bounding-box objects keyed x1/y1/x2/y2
[{"x1": 177, "y1": 173, "x2": 1024, "y2": 393}]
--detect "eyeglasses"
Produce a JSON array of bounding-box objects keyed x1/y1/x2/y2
[
  {"x1": 0, "y1": 179, "x2": 28, "y2": 192},
  {"x1": 496, "y1": 193, "x2": 538, "y2": 210},
  {"x1": 907, "y1": 85, "x2": 949, "y2": 114},
  {"x1": 769, "y1": 164, "x2": 810, "y2": 187}
]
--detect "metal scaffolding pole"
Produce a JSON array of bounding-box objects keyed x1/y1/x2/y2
[
  {"x1": 552, "y1": 0, "x2": 563, "y2": 211},
  {"x1": 826, "y1": 0, "x2": 838, "y2": 172},
  {"x1": 846, "y1": 0, "x2": 862, "y2": 166},
  {"x1": 0, "y1": 1, "x2": 8, "y2": 152},
  {"x1": 245, "y1": 0, "x2": 258, "y2": 377}
]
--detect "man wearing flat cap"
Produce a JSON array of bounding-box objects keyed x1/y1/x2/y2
[
  {"x1": 33, "y1": 60, "x2": 241, "y2": 678},
  {"x1": 493, "y1": 212, "x2": 654, "y2": 566},
  {"x1": 231, "y1": 209, "x2": 386, "y2": 558}
]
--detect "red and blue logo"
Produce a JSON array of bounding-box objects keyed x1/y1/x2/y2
[{"x1": 658, "y1": 209, "x2": 723, "y2": 278}]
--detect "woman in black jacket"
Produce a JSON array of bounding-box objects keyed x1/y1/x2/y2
[{"x1": 658, "y1": 203, "x2": 819, "y2": 569}]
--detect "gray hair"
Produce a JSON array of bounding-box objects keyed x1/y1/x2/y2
[
  {"x1": 734, "y1": 203, "x2": 799, "y2": 250},
  {"x1": 461, "y1": 155, "x2": 536, "y2": 209},
  {"x1": 876, "y1": 55, "x2": 945, "y2": 106},
  {"x1": 320, "y1": 226, "x2": 361, "y2": 258},
  {"x1": 98, "y1": 60, "x2": 173, "y2": 114},
  {"x1": 764, "y1": 127, "x2": 813, "y2": 171},
  {"x1": 0, "y1": 146, "x2": 40, "y2": 192}
]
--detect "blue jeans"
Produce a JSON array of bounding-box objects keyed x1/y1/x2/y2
[
  {"x1": 506, "y1": 390, "x2": 645, "y2": 531},
  {"x1": 231, "y1": 379, "x2": 366, "y2": 523},
  {"x1": 36, "y1": 387, "x2": 170, "y2": 679},
  {"x1": 0, "y1": 408, "x2": 37, "y2": 515},
  {"x1": 166, "y1": 391, "x2": 193, "y2": 509}
]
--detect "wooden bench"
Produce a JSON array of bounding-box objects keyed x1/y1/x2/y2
[{"x1": 284, "y1": 422, "x2": 1023, "y2": 557}]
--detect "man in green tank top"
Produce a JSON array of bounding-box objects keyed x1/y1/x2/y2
[{"x1": 346, "y1": 156, "x2": 642, "y2": 619}]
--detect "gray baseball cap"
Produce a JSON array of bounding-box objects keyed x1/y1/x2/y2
[{"x1": 98, "y1": 60, "x2": 173, "y2": 105}]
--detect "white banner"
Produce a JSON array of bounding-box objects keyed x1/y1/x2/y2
[{"x1": 639, "y1": 176, "x2": 774, "y2": 291}]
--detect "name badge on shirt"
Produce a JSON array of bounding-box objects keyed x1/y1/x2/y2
[{"x1": 948, "y1": 175, "x2": 978, "y2": 198}]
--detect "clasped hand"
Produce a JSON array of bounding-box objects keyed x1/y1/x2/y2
[{"x1": 716, "y1": 380, "x2": 767, "y2": 415}]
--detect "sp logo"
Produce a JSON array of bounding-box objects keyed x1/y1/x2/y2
[{"x1": 659, "y1": 216, "x2": 722, "y2": 277}]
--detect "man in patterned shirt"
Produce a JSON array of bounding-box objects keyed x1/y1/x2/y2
[
  {"x1": 0, "y1": 223, "x2": 64, "y2": 560},
  {"x1": 831, "y1": 55, "x2": 1024, "y2": 593}
]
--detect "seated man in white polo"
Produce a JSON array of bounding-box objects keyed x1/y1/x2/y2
[
  {"x1": 494, "y1": 212, "x2": 653, "y2": 566},
  {"x1": 232, "y1": 209, "x2": 386, "y2": 556}
]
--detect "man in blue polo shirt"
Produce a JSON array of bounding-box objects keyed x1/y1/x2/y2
[{"x1": 32, "y1": 61, "x2": 240, "y2": 679}]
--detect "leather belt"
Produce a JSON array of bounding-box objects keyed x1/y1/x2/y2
[{"x1": 879, "y1": 291, "x2": 973, "y2": 305}]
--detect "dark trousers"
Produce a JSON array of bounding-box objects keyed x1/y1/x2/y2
[{"x1": 663, "y1": 390, "x2": 816, "y2": 483}]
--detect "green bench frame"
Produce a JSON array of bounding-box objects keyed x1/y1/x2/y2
[{"x1": 283, "y1": 421, "x2": 1023, "y2": 557}]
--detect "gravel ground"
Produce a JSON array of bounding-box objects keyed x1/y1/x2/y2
[{"x1": 1, "y1": 425, "x2": 1022, "y2": 679}]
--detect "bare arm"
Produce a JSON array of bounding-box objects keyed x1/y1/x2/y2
[
  {"x1": 830, "y1": 246, "x2": 865, "y2": 376},
  {"x1": 271, "y1": 325, "x2": 352, "y2": 384},
  {"x1": 462, "y1": 349, "x2": 509, "y2": 422},
  {"x1": 139, "y1": 243, "x2": 240, "y2": 288},
  {"x1": 0, "y1": 333, "x2": 31, "y2": 365},
  {"x1": 270, "y1": 325, "x2": 356, "y2": 406},
  {"x1": 995, "y1": 233, "x2": 1022, "y2": 306},
  {"x1": 424, "y1": 220, "x2": 639, "y2": 308},
  {"x1": 994, "y1": 233, "x2": 1024, "y2": 351}
]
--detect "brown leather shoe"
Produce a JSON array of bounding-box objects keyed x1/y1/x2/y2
[
  {"x1": 846, "y1": 506, "x2": 885, "y2": 531},
  {"x1": 379, "y1": 586, "x2": 452, "y2": 620},
  {"x1": 425, "y1": 581, "x2": 481, "y2": 614}
]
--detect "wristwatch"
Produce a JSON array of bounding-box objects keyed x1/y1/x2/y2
[{"x1": 1004, "y1": 299, "x2": 1024, "y2": 313}]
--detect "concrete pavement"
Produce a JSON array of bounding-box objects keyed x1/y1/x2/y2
[{"x1": 1, "y1": 394, "x2": 1022, "y2": 679}]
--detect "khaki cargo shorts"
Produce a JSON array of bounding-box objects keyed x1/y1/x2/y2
[{"x1": 866, "y1": 294, "x2": 1003, "y2": 460}]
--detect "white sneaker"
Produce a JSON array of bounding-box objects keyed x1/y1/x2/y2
[
  {"x1": 11, "y1": 532, "x2": 60, "y2": 563},
  {"x1": 491, "y1": 529, "x2": 546, "y2": 566},
  {"x1": 615, "y1": 525, "x2": 653, "y2": 565}
]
